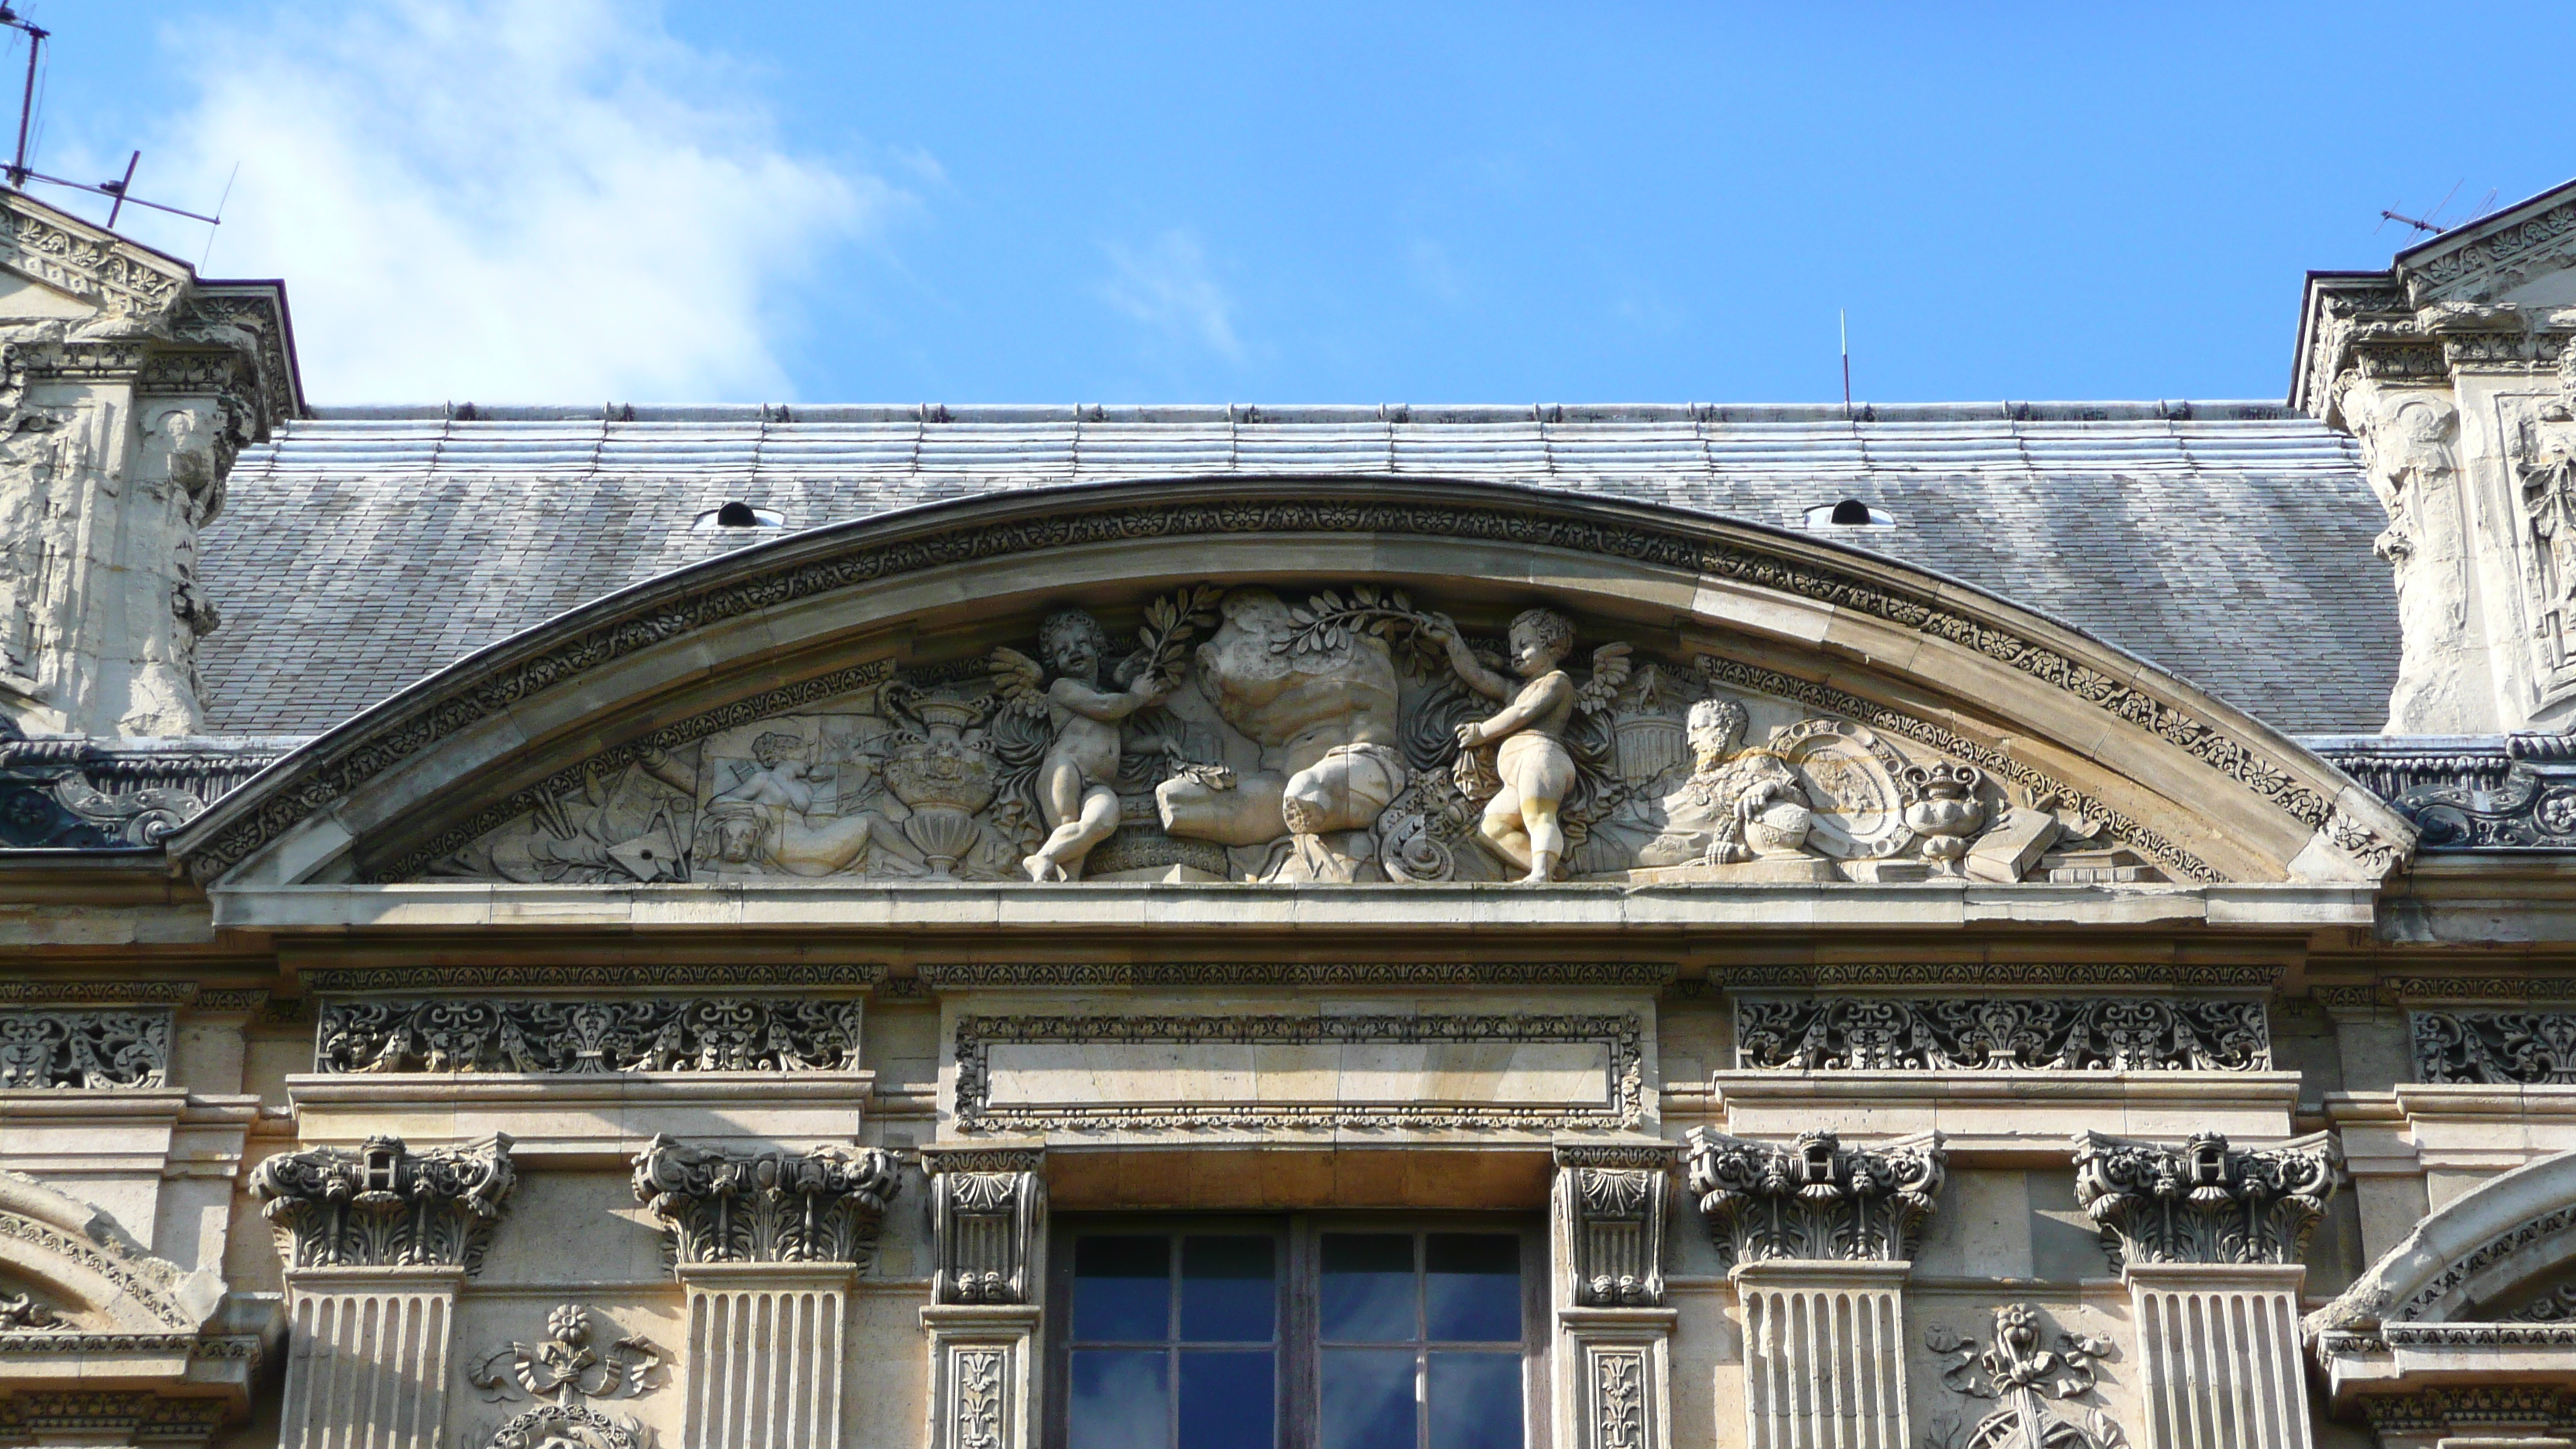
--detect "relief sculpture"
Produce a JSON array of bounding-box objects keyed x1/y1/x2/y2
[{"x1": 426, "y1": 581, "x2": 2159, "y2": 887}]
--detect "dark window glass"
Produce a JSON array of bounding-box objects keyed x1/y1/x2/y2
[
  {"x1": 1321, "y1": 1233, "x2": 1416, "y2": 1342},
  {"x1": 1426, "y1": 1353, "x2": 1522, "y2": 1449},
  {"x1": 1074, "y1": 1235, "x2": 1170, "y2": 1341},
  {"x1": 1070, "y1": 1349, "x2": 1171, "y2": 1449},
  {"x1": 1182, "y1": 1236, "x2": 1276, "y2": 1343},
  {"x1": 1424, "y1": 1235, "x2": 1520, "y2": 1344},
  {"x1": 1179, "y1": 1350, "x2": 1276, "y2": 1449},
  {"x1": 1321, "y1": 1347, "x2": 1417, "y2": 1449}
]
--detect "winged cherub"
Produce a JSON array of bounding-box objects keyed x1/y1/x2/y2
[
  {"x1": 991, "y1": 609, "x2": 1170, "y2": 882},
  {"x1": 1427, "y1": 607, "x2": 1629, "y2": 883}
]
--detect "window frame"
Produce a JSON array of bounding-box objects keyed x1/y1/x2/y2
[{"x1": 1046, "y1": 1211, "x2": 1551, "y2": 1449}]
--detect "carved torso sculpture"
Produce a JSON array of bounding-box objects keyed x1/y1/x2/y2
[
  {"x1": 992, "y1": 610, "x2": 1168, "y2": 882},
  {"x1": 1154, "y1": 588, "x2": 1408, "y2": 879},
  {"x1": 1631, "y1": 697, "x2": 1815, "y2": 868}
]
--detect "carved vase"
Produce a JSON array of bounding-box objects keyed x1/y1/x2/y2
[
  {"x1": 1901, "y1": 763, "x2": 1986, "y2": 873},
  {"x1": 882, "y1": 697, "x2": 1000, "y2": 878}
]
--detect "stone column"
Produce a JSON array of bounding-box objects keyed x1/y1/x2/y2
[
  {"x1": 1684, "y1": 1129, "x2": 1947, "y2": 1449},
  {"x1": 1552, "y1": 1141, "x2": 1679, "y2": 1449},
  {"x1": 248, "y1": 1134, "x2": 516, "y2": 1449},
  {"x1": 2074, "y1": 1130, "x2": 2341, "y2": 1449},
  {"x1": 920, "y1": 1144, "x2": 1046, "y2": 1449},
  {"x1": 631, "y1": 1135, "x2": 900, "y2": 1449}
]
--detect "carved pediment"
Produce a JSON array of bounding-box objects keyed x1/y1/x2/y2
[{"x1": 172, "y1": 479, "x2": 2408, "y2": 890}]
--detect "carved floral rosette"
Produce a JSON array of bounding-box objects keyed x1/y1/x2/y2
[
  {"x1": 248, "y1": 1134, "x2": 517, "y2": 1273},
  {"x1": 2071, "y1": 1129, "x2": 2338, "y2": 1267},
  {"x1": 1682, "y1": 1129, "x2": 1945, "y2": 1267},
  {"x1": 629, "y1": 1136, "x2": 900, "y2": 1267},
  {"x1": 313, "y1": 997, "x2": 863, "y2": 1074},
  {"x1": 1735, "y1": 996, "x2": 2269, "y2": 1073}
]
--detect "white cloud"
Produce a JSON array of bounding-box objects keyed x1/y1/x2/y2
[
  {"x1": 123, "y1": 0, "x2": 906, "y2": 402},
  {"x1": 1098, "y1": 228, "x2": 1244, "y2": 363}
]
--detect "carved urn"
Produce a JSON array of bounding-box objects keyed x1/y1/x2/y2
[
  {"x1": 1900, "y1": 762, "x2": 1986, "y2": 872},
  {"x1": 880, "y1": 694, "x2": 999, "y2": 877}
]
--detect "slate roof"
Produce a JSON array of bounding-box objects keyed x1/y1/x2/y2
[{"x1": 197, "y1": 400, "x2": 2396, "y2": 736}]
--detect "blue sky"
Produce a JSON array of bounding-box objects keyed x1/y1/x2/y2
[{"x1": 23, "y1": 1, "x2": 2576, "y2": 405}]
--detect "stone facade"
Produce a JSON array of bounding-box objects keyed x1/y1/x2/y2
[{"x1": 12, "y1": 178, "x2": 2576, "y2": 1449}]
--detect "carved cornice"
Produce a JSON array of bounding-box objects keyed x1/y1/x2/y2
[
  {"x1": 0, "y1": 1009, "x2": 170, "y2": 1088},
  {"x1": 920, "y1": 961, "x2": 1673, "y2": 988},
  {"x1": 0, "y1": 1391, "x2": 230, "y2": 1444},
  {"x1": 313, "y1": 998, "x2": 862, "y2": 1074},
  {"x1": 1681, "y1": 1128, "x2": 1945, "y2": 1267},
  {"x1": 0, "y1": 1210, "x2": 198, "y2": 1331},
  {"x1": 302, "y1": 964, "x2": 885, "y2": 994},
  {"x1": 2413, "y1": 1009, "x2": 2576, "y2": 1084},
  {"x1": 2360, "y1": 1385, "x2": 2576, "y2": 1436},
  {"x1": 925, "y1": 1148, "x2": 1043, "y2": 1306},
  {"x1": 2071, "y1": 1129, "x2": 2338, "y2": 1267},
  {"x1": 951, "y1": 1012, "x2": 1646, "y2": 1134},
  {"x1": 0, "y1": 205, "x2": 187, "y2": 314},
  {"x1": 1704, "y1": 963, "x2": 2280, "y2": 992},
  {"x1": 0, "y1": 980, "x2": 198, "y2": 1006},
  {"x1": 1553, "y1": 1141, "x2": 1675, "y2": 1307},
  {"x1": 629, "y1": 1136, "x2": 899, "y2": 1269},
  {"x1": 248, "y1": 1134, "x2": 516, "y2": 1273},
  {"x1": 169, "y1": 482, "x2": 2406, "y2": 885},
  {"x1": 1734, "y1": 997, "x2": 2269, "y2": 1072}
]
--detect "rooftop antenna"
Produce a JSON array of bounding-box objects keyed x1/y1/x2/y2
[
  {"x1": 2379, "y1": 180, "x2": 2465, "y2": 238},
  {"x1": 1839, "y1": 309, "x2": 1852, "y2": 421},
  {"x1": 0, "y1": 6, "x2": 222, "y2": 231}
]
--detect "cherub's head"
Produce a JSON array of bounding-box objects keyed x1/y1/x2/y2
[
  {"x1": 1506, "y1": 608, "x2": 1576, "y2": 679},
  {"x1": 1686, "y1": 697, "x2": 1748, "y2": 769},
  {"x1": 1040, "y1": 609, "x2": 1108, "y2": 681},
  {"x1": 750, "y1": 731, "x2": 804, "y2": 769}
]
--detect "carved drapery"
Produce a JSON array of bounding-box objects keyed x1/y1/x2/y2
[
  {"x1": 248, "y1": 1134, "x2": 517, "y2": 1272},
  {"x1": 630, "y1": 1136, "x2": 900, "y2": 1268},
  {"x1": 923, "y1": 1145, "x2": 1044, "y2": 1306},
  {"x1": 1735, "y1": 997, "x2": 2268, "y2": 1072},
  {"x1": 0, "y1": 1007, "x2": 170, "y2": 1088},
  {"x1": 1683, "y1": 1129, "x2": 1947, "y2": 1266},
  {"x1": 314, "y1": 998, "x2": 863, "y2": 1074},
  {"x1": 2071, "y1": 1131, "x2": 2339, "y2": 1268}
]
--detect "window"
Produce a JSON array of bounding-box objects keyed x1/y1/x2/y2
[{"x1": 1054, "y1": 1218, "x2": 1541, "y2": 1449}]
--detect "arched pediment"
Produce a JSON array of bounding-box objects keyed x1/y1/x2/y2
[
  {"x1": 0, "y1": 1171, "x2": 221, "y2": 1335},
  {"x1": 169, "y1": 477, "x2": 2410, "y2": 891}
]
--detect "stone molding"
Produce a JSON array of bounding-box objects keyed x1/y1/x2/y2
[
  {"x1": 0, "y1": 1007, "x2": 170, "y2": 1088},
  {"x1": 1682, "y1": 1128, "x2": 1945, "y2": 1266},
  {"x1": 249, "y1": 1133, "x2": 517, "y2": 1273},
  {"x1": 1701, "y1": 961, "x2": 2282, "y2": 992},
  {"x1": 2071, "y1": 1129, "x2": 2339, "y2": 1267},
  {"x1": 951, "y1": 1011, "x2": 1647, "y2": 1134},
  {"x1": 312, "y1": 997, "x2": 862, "y2": 1074},
  {"x1": 0, "y1": 1209, "x2": 200, "y2": 1332},
  {"x1": 630, "y1": 1135, "x2": 900, "y2": 1268},
  {"x1": 1553, "y1": 1141, "x2": 1675, "y2": 1307},
  {"x1": 920, "y1": 961, "x2": 1673, "y2": 988},
  {"x1": 1733, "y1": 995, "x2": 2268, "y2": 1072},
  {"x1": 2413, "y1": 1009, "x2": 2576, "y2": 1084},
  {"x1": 2359, "y1": 1385, "x2": 2576, "y2": 1439},
  {"x1": 167, "y1": 479, "x2": 2407, "y2": 885},
  {"x1": 0, "y1": 1390, "x2": 231, "y2": 1445},
  {"x1": 302, "y1": 963, "x2": 886, "y2": 994},
  {"x1": 923, "y1": 1144, "x2": 1044, "y2": 1306}
]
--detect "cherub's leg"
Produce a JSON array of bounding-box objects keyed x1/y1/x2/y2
[
  {"x1": 1478, "y1": 786, "x2": 1533, "y2": 873},
  {"x1": 1023, "y1": 759, "x2": 1089, "y2": 882},
  {"x1": 1027, "y1": 783, "x2": 1123, "y2": 882},
  {"x1": 1521, "y1": 796, "x2": 1564, "y2": 884}
]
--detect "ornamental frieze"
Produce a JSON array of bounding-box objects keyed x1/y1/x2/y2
[
  {"x1": 409, "y1": 581, "x2": 2163, "y2": 889},
  {"x1": 1734, "y1": 997, "x2": 2269, "y2": 1072},
  {"x1": 313, "y1": 998, "x2": 862, "y2": 1074},
  {"x1": 2413, "y1": 1009, "x2": 2576, "y2": 1084},
  {"x1": 0, "y1": 1009, "x2": 170, "y2": 1089}
]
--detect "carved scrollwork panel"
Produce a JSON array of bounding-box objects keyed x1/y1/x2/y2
[
  {"x1": 1735, "y1": 997, "x2": 2269, "y2": 1072},
  {"x1": 2413, "y1": 1009, "x2": 2576, "y2": 1084},
  {"x1": 0, "y1": 1008, "x2": 170, "y2": 1088},
  {"x1": 313, "y1": 998, "x2": 863, "y2": 1074}
]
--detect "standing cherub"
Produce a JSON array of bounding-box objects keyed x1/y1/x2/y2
[
  {"x1": 1427, "y1": 608, "x2": 1628, "y2": 883},
  {"x1": 990, "y1": 609, "x2": 1170, "y2": 882}
]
